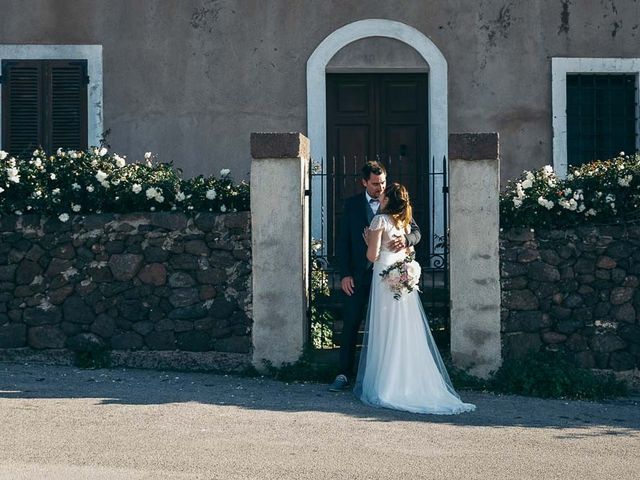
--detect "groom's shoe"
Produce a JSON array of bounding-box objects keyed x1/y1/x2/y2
[{"x1": 328, "y1": 374, "x2": 349, "y2": 392}]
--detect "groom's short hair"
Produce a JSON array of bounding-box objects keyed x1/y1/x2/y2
[{"x1": 361, "y1": 161, "x2": 386, "y2": 180}]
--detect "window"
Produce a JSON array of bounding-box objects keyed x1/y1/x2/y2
[
  {"x1": 552, "y1": 58, "x2": 640, "y2": 178},
  {"x1": 1, "y1": 59, "x2": 88, "y2": 156},
  {"x1": 566, "y1": 74, "x2": 637, "y2": 167}
]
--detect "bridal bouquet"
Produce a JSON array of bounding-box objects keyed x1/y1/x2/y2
[{"x1": 379, "y1": 252, "x2": 421, "y2": 300}]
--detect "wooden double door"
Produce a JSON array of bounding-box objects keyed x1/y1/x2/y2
[{"x1": 326, "y1": 73, "x2": 429, "y2": 253}]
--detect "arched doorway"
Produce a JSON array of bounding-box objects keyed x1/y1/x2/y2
[{"x1": 306, "y1": 20, "x2": 450, "y2": 349}]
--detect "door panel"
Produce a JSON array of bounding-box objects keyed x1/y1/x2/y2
[{"x1": 326, "y1": 73, "x2": 429, "y2": 257}]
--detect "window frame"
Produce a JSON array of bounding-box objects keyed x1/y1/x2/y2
[
  {"x1": 0, "y1": 44, "x2": 102, "y2": 153},
  {"x1": 552, "y1": 57, "x2": 640, "y2": 178}
]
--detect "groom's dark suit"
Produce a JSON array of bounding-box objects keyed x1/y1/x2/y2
[{"x1": 336, "y1": 192, "x2": 421, "y2": 378}]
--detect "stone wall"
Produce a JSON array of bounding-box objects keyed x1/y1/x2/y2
[
  {"x1": 501, "y1": 225, "x2": 640, "y2": 372},
  {"x1": 0, "y1": 212, "x2": 252, "y2": 370}
]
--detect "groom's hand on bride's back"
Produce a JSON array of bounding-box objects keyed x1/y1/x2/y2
[
  {"x1": 341, "y1": 276, "x2": 355, "y2": 296},
  {"x1": 388, "y1": 234, "x2": 408, "y2": 252}
]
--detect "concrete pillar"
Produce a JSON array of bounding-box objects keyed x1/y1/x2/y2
[
  {"x1": 449, "y1": 133, "x2": 501, "y2": 378},
  {"x1": 250, "y1": 133, "x2": 309, "y2": 368}
]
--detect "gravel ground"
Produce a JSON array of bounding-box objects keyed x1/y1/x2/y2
[{"x1": 0, "y1": 363, "x2": 638, "y2": 480}]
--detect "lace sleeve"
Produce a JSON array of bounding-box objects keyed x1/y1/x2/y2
[{"x1": 369, "y1": 214, "x2": 388, "y2": 231}]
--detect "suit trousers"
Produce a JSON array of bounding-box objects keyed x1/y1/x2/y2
[{"x1": 339, "y1": 271, "x2": 373, "y2": 378}]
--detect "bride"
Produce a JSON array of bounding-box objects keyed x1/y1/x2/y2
[{"x1": 354, "y1": 182, "x2": 475, "y2": 415}]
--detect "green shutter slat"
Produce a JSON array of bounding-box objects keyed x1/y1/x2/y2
[
  {"x1": 48, "y1": 60, "x2": 88, "y2": 152},
  {"x1": 1, "y1": 61, "x2": 43, "y2": 156}
]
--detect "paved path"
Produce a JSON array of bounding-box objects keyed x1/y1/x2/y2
[{"x1": 0, "y1": 363, "x2": 638, "y2": 479}]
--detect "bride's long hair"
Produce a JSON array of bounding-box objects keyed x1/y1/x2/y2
[{"x1": 381, "y1": 183, "x2": 412, "y2": 229}]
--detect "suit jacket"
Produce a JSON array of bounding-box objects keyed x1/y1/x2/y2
[{"x1": 337, "y1": 192, "x2": 421, "y2": 282}]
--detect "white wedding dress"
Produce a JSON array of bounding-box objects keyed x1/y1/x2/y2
[{"x1": 354, "y1": 214, "x2": 476, "y2": 415}]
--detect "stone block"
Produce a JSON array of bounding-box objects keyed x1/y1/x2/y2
[
  {"x1": 111, "y1": 332, "x2": 144, "y2": 350},
  {"x1": 67, "y1": 333, "x2": 106, "y2": 352},
  {"x1": 62, "y1": 296, "x2": 94, "y2": 324},
  {"x1": 138, "y1": 263, "x2": 167, "y2": 286},
  {"x1": 28, "y1": 325, "x2": 66, "y2": 349},
  {"x1": 176, "y1": 331, "x2": 211, "y2": 352},
  {"x1": 0, "y1": 323, "x2": 27, "y2": 348},
  {"x1": 108, "y1": 254, "x2": 144, "y2": 281}
]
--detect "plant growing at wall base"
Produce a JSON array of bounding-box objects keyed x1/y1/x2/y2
[
  {"x1": 492, "y1": 351, "x2": 627, "y2": 400},
  {"x1": 310, "y1": 239, "x2": 335, "y2": 349}
]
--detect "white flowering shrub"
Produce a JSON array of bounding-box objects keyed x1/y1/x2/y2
[
  {"x1": 0, "y1": 148, "x2": 249, "y2": 219},
  {"x1": 501, "y1": 152, "x2": 640, "y2": 228}
]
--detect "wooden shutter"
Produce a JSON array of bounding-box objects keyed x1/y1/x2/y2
[
  {"x1": 1, "y1": 60, "x2": 43, "y2": 157},
  {"x1": 48, "y1": 60, "x2": 88, "y2": 152},
  {"x1": 1, "y1": 59, "x2": 88, "y2": 156}
]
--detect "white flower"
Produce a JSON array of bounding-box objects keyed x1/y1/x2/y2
[
  {"x1": 220, "y1": 205, "x2": 227, "y2": 212},
  {"x1": 70, "y1": 151, "x2": 79, "y2": 159},
  {"x1": 32, "y1": 149, "x2": 40, "y2": 157},
  {"x1": 111, "y1": 179, "x2": 120, "y2": 186},
  {"x1": 100, "y1": 180, "x2": 110, "y2": 189},
  {"x1": 537, "y1": 196, "x2": 554, "y2": 210},
  {"x1": 542, "y1": 165, "x2": 553, "y2": 176},
  {"x1": 155, "y1": 195, "x2": 164, "y2": 204},
  {"x1": 205, "y1": 188, "x2": 217, "y2": 200},
  {"x1": 6, "y1": 167, "x2": 20, "y2": 183},
  {"x1": 99, "y1": 147, "x2": 108, "y2": 157},
  {"x1": 71, "y1": 183, "x2": 81, "y2": 191},
  {"x1": 144, "y1": 152, "x2": 152, "y2": 159},
  {"x1": 0, "y1": 150, "x2": 7, "y2": 160},
  {"x1": 58, "y1": 213, "x2": 69, "y2": 222},
  {"x1": 619, "y1": 151, "x2": 625, "y2": 156},
  {"x1": 150, "y1": 206, "x2": 156, "y2": 211},
  {"x1": 95, "y1": 170, "x2": 108, "y2": 182},
  {"x1": 175, "y1": 191, "x2": 186, "y2": 202},
  {"x1": 32, "y1": 190, "x2": 42, "y2": 198},
  {"x1": 515, "y1": 183, "x2": 525, "y2": 199},
  {"x1": 14, "y1": 210, "x2": 22, "y2": 215},
  {"x1": 605, "y1": 193, "x2": 616, "y2": 203},
  {"x1": 86, "y1": 185, "x2": 95, "y2": 193},
  {"x1": 49, "y1": 173, "x2": 56, "y2": 180},
  {"x1": 567, "y1": 173, "x2": 574, "y2": 181},
  {"x1": 132, "y1": 184, "x2": 142, "y2": 194},
  {"x1": 618, "y1": 175, "x2": 633, "y2": 187},
  {"x1": 578, "y1": 203, "x2": 586, "y2": 213},
  {"x1": 146, "y1": 187, "x2": 159, "y2": 199},
  {"x1": 513, "y1": 197, "x2": 523, "y2": 208},
  {"x1": 0, "y1": 187, "x2": 3, "y2": 193},
  {"x1": 57, "y1": 148, "x2": 63, "y2": 156},
  {"x1": 114, "y1": 154, "x2": 126, "y2": 168},
  {"x1": 521, "y1": 178, "x2": 533, "y2": 190},
  {"x1": 220, "y1": 168, "x2": 231, "y2": 177},
  {"x1": 52, "y1": 188, "x2": 60, "y2": 196},
  {"x1": 72, "y1": 204, "x2": 81, "y2": 212}
]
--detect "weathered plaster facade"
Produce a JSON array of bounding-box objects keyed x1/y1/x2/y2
[{"x1": 1, "y1": 0, "x2": 639, "y2": 182}]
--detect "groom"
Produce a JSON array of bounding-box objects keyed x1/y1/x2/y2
[{"x1": 329, "y1": 161, "x2": 421, "y2": 392}]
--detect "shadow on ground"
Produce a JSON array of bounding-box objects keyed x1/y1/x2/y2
[{"x1": 1, "y1": 362, "x2": 638, "y2": 437}]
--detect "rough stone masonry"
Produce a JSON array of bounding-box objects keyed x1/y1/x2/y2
[{"x1": 0, "y1": 212, "x2": 252, "y2": 370}]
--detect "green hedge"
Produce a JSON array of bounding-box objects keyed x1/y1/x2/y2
[
  {"x1": 0, "y1": 147, "x2": 249, "y2": 220},
  {"x1": 501, "y1": 153, "x2": 640, "y2": 228}
]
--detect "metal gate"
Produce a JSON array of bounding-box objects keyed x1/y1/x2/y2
[{"x1": 307, "y1": 155, "x2": 450, "y2": 350}]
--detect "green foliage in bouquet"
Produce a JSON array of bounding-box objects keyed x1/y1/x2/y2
[
  {"x1": 0, "y1": 148, "x2": 249, "y2": 219},
  {"x1": 501, "y1": 152, "x2": 640, "y2": 228}
]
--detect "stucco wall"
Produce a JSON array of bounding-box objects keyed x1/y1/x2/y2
[{"x1": 1, "y1": 0, "x2": 639, "y2": 181}]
